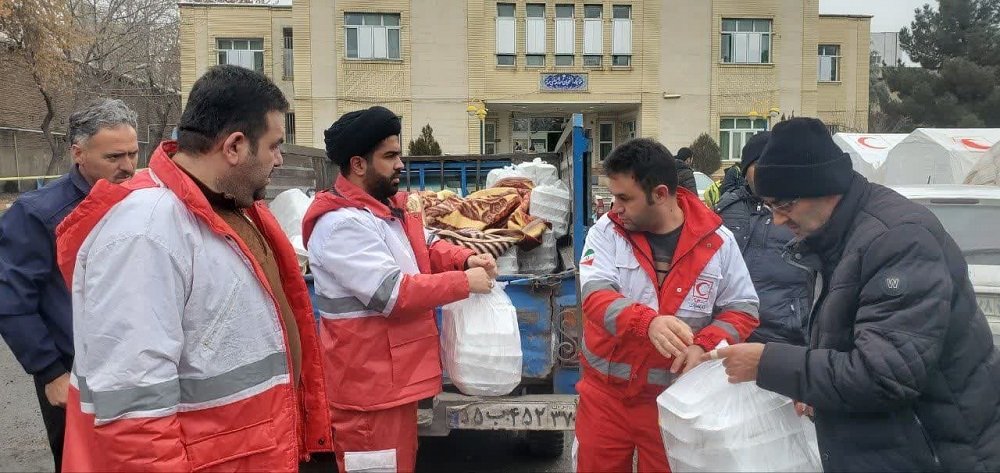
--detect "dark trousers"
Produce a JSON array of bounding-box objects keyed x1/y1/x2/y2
[{"x1": 33, "y1": 375, "x2": 67, "y2": 473}]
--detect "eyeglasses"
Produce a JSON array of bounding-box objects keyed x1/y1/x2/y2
[{"x1": 763, "y1": 198, "x2": 799, "y2": 214}]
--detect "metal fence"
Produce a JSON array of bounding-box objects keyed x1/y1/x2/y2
[{"x1": 0, "y1": 127, "x2": 154, "y2": 192}]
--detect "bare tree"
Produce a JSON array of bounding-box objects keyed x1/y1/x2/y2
[{"x1": 0, "y1": 0, "x2": 83, "y2": 175}]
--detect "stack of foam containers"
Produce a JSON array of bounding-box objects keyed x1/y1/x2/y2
[
  {"x1": 657, "y1": 359, "x2": 823, "y2": 473},
  {"x1": 529, "y1": 181, "x2": 572, "y2": 238},
  {"x1": 518, "y1": 230, "x2": 557, "y2": 274}
]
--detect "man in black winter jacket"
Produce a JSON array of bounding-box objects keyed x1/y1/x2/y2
[
  {"x1": 673, "y1": 147, "x2": 698, "y2": 194},
  {"x1": 711, "y1": 117, "x2": 1000, "y2": 472},
  {"x1": 715, "y1": 131, "x2": 812, "y2": 345}
]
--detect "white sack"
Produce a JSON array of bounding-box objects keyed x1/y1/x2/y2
[
  {"x1": 530, "y1": 180, "x2": 572, "y2": 238},
  {"x1": 441, "y1": 283, "x2": 522, "y2": 396},
  {"x1": 518, "y1": 230, "x2": 557, "y2": 274}
]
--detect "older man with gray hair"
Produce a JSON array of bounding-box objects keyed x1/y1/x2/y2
[{"x1": 0, "y1": 98, "x2": 138, "y2": 472}]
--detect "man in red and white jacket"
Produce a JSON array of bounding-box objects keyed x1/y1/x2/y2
[
  {"x1": 56, "y1": 66, "x2": 332, "y2": 472},
  {"x1": 303, "y1": 106, "x2": 497, "y2": 473},
  {"x1": 574, "y1": 138, "x2": 760, "y2": 472}
]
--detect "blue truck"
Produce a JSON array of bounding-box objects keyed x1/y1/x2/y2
[{"x1": 305, "y1": 114, "x2": 593, "y2": 458}]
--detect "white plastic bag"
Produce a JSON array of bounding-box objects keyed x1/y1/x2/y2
[
  {"x1": 518, "y1": 230, "x2": 557, "y2": 274},
  {"x1": 441, "y1": 283, "x2": 522, "y2": 396},
  {"x1": 518, "y1": 158, "x2": 559, "y2": 187},
  {"x1": 657, "y1": 353, "x2": 822, "y2": 473},
  {"x1": 485, "y1": 165, "x2": 525, "y2": 188},
  {"x1": 268, "y1": 188, "x2": 313, "y2": 273},
  {"x1": 497, "y1": 247, "x2": 519, "y2": 276},
  {"x1": 530, "y1": 180, "x2": 571, "y2": 238}
]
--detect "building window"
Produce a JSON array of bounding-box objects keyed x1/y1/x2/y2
[
  {"x1": 345, "y1": 13, "x2": 401, "y2": 60},
  {"x1": 598, "y1": 122, "x2": 614, "y2": 160},
  {"x1": 526, "y1": 3, "x2": 546, "y2": 61},
  {"x1": 217, "y1": 38, "x2": 264, "y2": 73},
  {"x1": 513, "y1": 117, "x2": 566, "y2": 152},
  {"x1": 282, "y1": 28, "x2": 294, "y2": 79},
  {"x1": 496, "y1": 3, "x2": 516, "y2": 66},
  {"x1": 624, "y1": 120, "x2": 636, "y2": 140},
  {"x1": 720, "y1": 118, "x2": 768, "y2": 160},
  {"x1": 556, "y1": 4, "x2": 575, "y2": 66},
  {"x1": 818, "y1": 44, "x2": 841, "y2": 82},
  {"x1": 584, "y1": 4, "x2": 602, "y2": 67},
  {"x1": 285, "y1": 112, "x2": 296, "y2": 144},
  {"x1": 721, "y1": 19, "x2": 772, "y2": 64},
  {"x1": 484, "y1": 121, "x2": 497, "y2": 155},
  {"x1": 611, "y1": 5, "x2": 632, "y2": 67}
]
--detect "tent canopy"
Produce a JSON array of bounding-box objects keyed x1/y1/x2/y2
[
  {"x1": 882, "y1": 128, "x2": 1000, "y2": 185},
  {"x1": 832, "y1": 133, "x2": 907, "y2": 182},
  {"x1": 965, "y1": 141, "x2": 1000, "y2": 186}
]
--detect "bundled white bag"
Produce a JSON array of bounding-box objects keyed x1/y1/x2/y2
[
  {"x1": 440, "y1": 283, "x2": 522, "y2": 396},
  {"x1": 529, "y1": 180, "x2": 571, "y2": 238},
  {"x1": 268, "y1": 188, "x2": 313, "y2": 273},
  {"x1": 518, "y1": 158, "x2": 559, "y2": 187},
  {"x1": 657, "y1": 350, "x2": 822, "y2": 473},
  {"x1": 496, "y1": 247, "x2": 519, "y2": 276},
  {"x1": 518, "y1": 230, "x2": 557, "y2": 274},
  {"x1": 485, "y1": 165, "x2": 524, "y2": 188}
]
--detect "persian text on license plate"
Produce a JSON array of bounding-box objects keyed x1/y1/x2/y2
[{"x1": 447, "y1": 401, "x2": 577, "y2": 431}]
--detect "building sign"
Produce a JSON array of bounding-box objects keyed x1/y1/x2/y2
[{"x1": 540, "y1": 73, "x2": 588, "y2": 92}]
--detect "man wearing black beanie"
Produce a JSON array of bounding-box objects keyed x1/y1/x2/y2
[
  {"x1": 301, "y1": 106, "x2": 499, "y2": 473},
  {"x1": 708, "y1": 117, "x2": 1000, "y2": 472}
]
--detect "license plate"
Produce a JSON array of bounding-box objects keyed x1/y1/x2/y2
[{"x1": 447, "y1": 400, "x2": 577, "y2": 431}]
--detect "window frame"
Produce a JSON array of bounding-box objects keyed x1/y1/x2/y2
[
  {"x1": 611, "y1": 4, "x2": 632, "y2": 67},
  {"x1": 345, "y1": 13, "x2": 402, "y2": 61},
  {"x1": 284, "y1": 112, "x2": 296, "y2": 145},
  {"x1": 282, "y1": 28, "x2": 294, "y2": 80},
  {"x1": 216, "y1": 38, "x2": 265, "y2": 73},
  {"x1": 496, "y1": 3, "x2": 517, "y2": 66},
  {"x1": 818, "y1": 44, "x2": 842, "y2": 82},
  {"x1": 555, "y1": 4, "x2": 575, "y2": 66},
  {"x1": 719, "y1": 117, "x2": 768, "y2": 160},
  {"x1": 583, "y1": 3, "x2": 603, "y2": 67},
  {"x1": 598, "y1": 121, "x2": 615, "y2": 160},
  {"x1": 721, "y1": 18, "x2": 772, "y2": 65}
]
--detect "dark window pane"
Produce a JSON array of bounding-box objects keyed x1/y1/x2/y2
[
  {"x1": 584, "y1": 55, "x2": 601, "y2": 66},
  {"x1": 737, "y1": 19, "x2": 754, "y2": 32},
  {"x1": 218, "y1": 51, "x2": 227, "y2": 64},
  {"x1": 754, "y1": 19, "x2": 771, "y2": 32},
  {"x1": 498, "y1": 3, "x2": 515, "y2": 17},
  {"x1": 253, "y1": 52, "x2": 264, "y2": 72},
  {"x1": 556, "y1": 55, "x2": 574, "y2": 66},
  {"x1": 557, "y1": 5, "x2": 574, "y2": 18},
  {"x1": 526, "y1": 54, "x2": 545, "y2": 66},
  {"x1": 721, "y1": 34, "x2": 732, "y2": 62},
  {"x1": 720, "y1": 118, "x2": 735, "y2": 129},
  {"x1": 722, "y1": 19, "x2": 737, "y2": 31},
  {"x1": 347, "y1": 28, "x2": 359, "y2": 58},
  {"x1": 600, "y1": 143, "x2": 613, "y2": 160},
  {"x1": 736, "y1": 118, "x2": 752, "y2": 129},
  {"x1": 612, "y1": 5, "x2": 630, "y2": 19},
  {"x1": 584, "y1": 4, "x2": 602, "y2": 18},
  {"x1": 497, "y1": 54, "x2": 515, "y2": 66},
  {"x1": 383, "y1": 14, "x2": 400, "y2": 27},
  {"x1": 612, "y1": 55, "x2": 630, "y2": 66},
  {"x1": 346, "y1": 14, "x2": 363, "y2": 25},
  {"x1": 600, "y1": 123, "x2": 613, "y2": 140},
  {"x1": 363, "y1": 14, "x2": 381, "y2": 25},
  {"x1": 388, "y1": 29, "x2": 400, "y2": 59},
  {"x1": 217, "y1": 39, "x2": 232, "y2": 50},
  {"x1": 720, "y1": 132, "x2": 731, "y2": 159},
  {"x1": 761, "y1": 35, "x2": 770, "y2": 62},
  {"x1": 527, "y1": 4, "x2": 545, "y2": 18},
  {"x1": 249, "y1": 39, "x2": 264, "y2": 50}
]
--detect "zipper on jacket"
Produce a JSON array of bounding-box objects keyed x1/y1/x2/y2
[{"x1": 914, "y1": 413, "x2": 943, "y2": 471}]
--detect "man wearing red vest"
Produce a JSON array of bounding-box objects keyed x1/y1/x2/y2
[
  {"x1": 302, "y1": 106, "x2": 497, "y2": 473},
  {"x1": 574, "y1": 138, "x2": 760, "y2": 472},
  {"x1": 55, "y1": 65, "x2": 332, "y2": 472}
]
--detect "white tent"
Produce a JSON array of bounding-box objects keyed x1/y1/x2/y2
[
  {"x1": 832, "y1": 133, "x2": 907, "y2": 183},
  {"x1": 964, "y1": 141, "x2": 1000, "y2": 186},
  {"x1": 882, "y1": 128, "x2": 1000, "y2": 185}
]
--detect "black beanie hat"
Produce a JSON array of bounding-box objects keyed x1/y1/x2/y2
[
  {"x1": 740, "y1": 131, "x2": 770, "y2": 175},
  {"x1": 675, "y1": 147, "x2": 692, "y2": 161},
  {"x1": 754, "y1": 117, "x2": 853, "y2": 199},
  {"x1": 324, "y1": 106, "x2": 401, "y2": 168}
]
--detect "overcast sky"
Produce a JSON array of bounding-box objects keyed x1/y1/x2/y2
[{"x1": 820, "y1": 0, "x2": 931, "y2": 32}]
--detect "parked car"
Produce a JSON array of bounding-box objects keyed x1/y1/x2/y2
[
  {"x1": 891, "y1": 185, "x2": 1000, "y2": 345},
  {"x1": 694, "y1": 171, "x2": 714, "y2": 202}
]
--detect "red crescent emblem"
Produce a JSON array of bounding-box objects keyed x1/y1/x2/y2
[
  {"x1": 857, "y1": 136, "x2": 887, "y2": 150},
  {"x1": 960, "y1": 138, "x2": 991, "y2": 151},
  {"x1": 695, "y1": 281, "x2": 712, "y2": 297}
]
